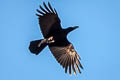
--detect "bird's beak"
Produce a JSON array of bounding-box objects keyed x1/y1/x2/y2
[{"x1": 73, "y1": 26, "x2": 79, "y2": 29}]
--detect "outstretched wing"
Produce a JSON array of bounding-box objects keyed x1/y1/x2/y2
[
  {"x1": 49, "y1": 44, "x2": 83, "y2": 75},
  {"x1": 36, "y1": 2, "x2": 62, "y2": 38}
]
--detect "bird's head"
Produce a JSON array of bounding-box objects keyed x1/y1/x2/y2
[
  {"x1": 71, "y1": 26, "x2": 79, "y2": 30},
  {"x1": 66, "y1": 26, "x2": 79, "y2": 34}
]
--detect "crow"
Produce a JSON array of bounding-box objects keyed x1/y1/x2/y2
[{"x1": 29, "y1": 2, "x2": 83, "y2": 75}]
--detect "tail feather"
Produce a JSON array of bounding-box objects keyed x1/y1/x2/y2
[{"x1": 29, "y1": 39, "x2": 47, "y2": 55}]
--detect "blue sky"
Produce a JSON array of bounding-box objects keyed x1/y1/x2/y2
[{"x1": 0, "y1": 0, "x2": 120, "y2": 80}]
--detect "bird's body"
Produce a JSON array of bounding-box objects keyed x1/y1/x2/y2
[{"x1": 29, "y1": 2, "x2": 83, "y2": 75}]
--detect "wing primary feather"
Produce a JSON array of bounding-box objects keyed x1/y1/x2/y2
[
  {"x1": 72, "y1": 57, "x2": 76, "y2": 75},
  {"x1": 61, "y1": 54, "x2": 67, "y2": 68},
  {"x1": 75, "y1": 62, "x2": 81, "y2": 73},
  {"x1": 36, "y1": 13, "x2": 42, "y2": 17},
  {"x1": 65, "y1": 65, "x2": 68, "y2": 73},
  {"x1": 54, "y1": 8, "x2": 58, "y2": 15},
  {"x1": 43, "y1": 2, "x2": 51, "y2": 13},
  {"x1": 54, "y1": 53, "x2": 64, "y2": 61},
  {"x1": 69, "y1": 57, "x2": 72, "y2": 75},
  {"x1": 48, "y1": 2, "x2": 54, "y2": 13},
  {"x1": 58, "y1": 54, "x2": 64, "y2": 64},
  {"x1": 59, "y1": 54, "x2": 66, "y2": 66},
  {"x1": 40, "y1": 5, "x2": 48, "y2": 13},
  {"x1": 76, "y1": 58, "x2": 83, "y2": 69},
  {"x1": 62, "y1": 54, "x2": 68, "y2": 68},
  {"x1": 76, "y1": 53, "x2": 81, "y2": 60},
  {"x1": 65, "y1": 55, "x2": 69, "y2": 73},
  {"x1": 36, "y1": 9, "x2": 44, "y2": 15}
]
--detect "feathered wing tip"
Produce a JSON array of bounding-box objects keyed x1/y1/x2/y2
[
  {"x1": 64, "y1": 52, "x2": 83, "y2": 75},
  {"x1": 64, "y1": 44, "x2": 83, "y2": 75},
  {"x1": 49, "y1": 44, "x2": 83, "y2": 75},
  {"x1": 36, "y1": 2, "x2": 58, "y2": 17}
]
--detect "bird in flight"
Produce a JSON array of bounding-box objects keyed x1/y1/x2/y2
[{"x1": 29, "y1": 2, "x2": 83, "y2": 75}]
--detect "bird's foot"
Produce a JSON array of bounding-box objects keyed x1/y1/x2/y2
[{"x1": 47, "y1": 36, "x2": 55, "y2": 44}]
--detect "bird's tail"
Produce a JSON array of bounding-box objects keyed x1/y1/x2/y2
[{"x1": 29, "y1": 39, "x2": 47, "y2": 55}]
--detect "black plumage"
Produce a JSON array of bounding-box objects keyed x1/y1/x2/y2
[{"x1": 29, "y1": 2, "x2": 83, "y2": 75}]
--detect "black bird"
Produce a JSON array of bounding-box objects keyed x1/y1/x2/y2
[{"x1": 29, "y1": 2, "x2": 83, "y2": 75}]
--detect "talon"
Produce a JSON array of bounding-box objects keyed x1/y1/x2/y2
[
  {"x1": 48, "y1": 36, "x2": 53, "y2": 40},
  {"x1": 47, "y1": 36, "x2": 55, "y2": 44}
]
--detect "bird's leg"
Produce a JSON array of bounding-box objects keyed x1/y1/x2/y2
[
  {"x1": 38, "y1": 36, "x2": 55, "y2": 47},
  {"x1": 46, "y1": 36, "x2": 55, "y2": 44}
]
